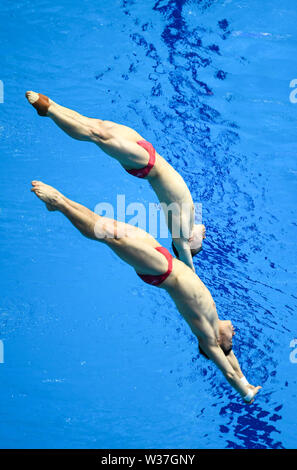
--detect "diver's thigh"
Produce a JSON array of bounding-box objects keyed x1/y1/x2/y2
[{"x1": 102, "y1": 121, "x2": 144, "y2": 141}]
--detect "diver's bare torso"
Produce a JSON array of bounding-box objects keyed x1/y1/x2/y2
[
  {"x1": 161, "y1": 259, "x2": 220, "y2": 342},
  {"x1": 101, "y1": 216, "x2": 219, "y2": 342},
  {"x1": 25, "y1": 92, "x2": 201, "y2": 269},
  {"x1": 97, "y1": 121, "x2": 193, "y2": 197},
  {"x1": 30, "y1": 179, "x2": 262, "y2": 402},
  {"x1": 96, "y1": 120, "x2": 195, "y2": 234}
]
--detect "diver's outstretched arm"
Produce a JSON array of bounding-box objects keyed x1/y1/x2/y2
[
  {"x1": 225, "y1": 350, "x2": 247, "y2": 381},
  {"x1": 172, "y1": 239, "x2": 195, "y2": 271},
  {"x1": 200, "y1": 338, "x2": 261, "y2": 403}
]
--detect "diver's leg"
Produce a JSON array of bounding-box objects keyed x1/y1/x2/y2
[
  {"x1": 31, "y1": 181, "x2": 168, "y2": 276},
  {"x1": 25, "y1": 91, "x2": 151, "y2": 164},
  {"x1": 31, "y1": 181, "x2": 101, "y2": 239},
  {"x1": 26, "y1": 91, "x2": 108, "y2": 142},
  {"x1": 25, "y1": 91, "x2": 142, "y2": 142}
]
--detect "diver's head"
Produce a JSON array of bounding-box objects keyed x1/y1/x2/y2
[
  {"x1": 218, "y1": 320, "x2": 235, "y2": 356},
  {"x1": 172, "y1": 224, "x2": 206, "y2": 259},
  {"x1": 189, "y1": 224, "x2": 206, "y2": 257},
  {"x1": 199, "y1": 320, "x2": 235, "y2": 359}
]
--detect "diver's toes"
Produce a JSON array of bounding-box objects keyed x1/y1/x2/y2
[{"x1": 26, "y1": 91, "x2": 39, "y2": 104}]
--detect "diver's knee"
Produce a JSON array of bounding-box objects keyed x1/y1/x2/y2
[
  {"x1": 90, "y1": 120, "x2": 110, "y2": 142},
  {"x1": 93, "y1": 219, "x2": 124, "y2": 245}
]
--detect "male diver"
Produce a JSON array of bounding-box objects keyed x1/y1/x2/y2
[
  {"x1": 30, "y1": 180, "x2": 261, "y2": 404},
  {"x1": 26, "y1": 91, "x2": 205, "y2": 271}
]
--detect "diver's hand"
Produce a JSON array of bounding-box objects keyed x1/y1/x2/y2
[
  {"x1": 247, "y1": 384, "x2": 256, "y2": 390},
  {"x1": 244, "y1": 386, "x2": 262, "y2": 404}
]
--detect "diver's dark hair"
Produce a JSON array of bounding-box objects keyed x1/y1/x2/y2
[
  {"x1": 172, "y1": 242, "x2": 199, "y2": 259},
  {"x1": 199, "y1": 345, "x2": 210, "y2": 360},
  {"x1": 199, "y1": 344, "x2": 232, "y2": 360},
  {"x1": 222, "y1": 346, "x2": 232, "y2": 357},
  {"x1": 190, "y1": 247, "x2": 201, "y2": 258}
]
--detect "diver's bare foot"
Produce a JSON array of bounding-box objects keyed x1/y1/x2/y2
[
  {"x1": 25, "y1": 91, "x2": 53, "y2": 116},
  {"x1": 31, "y1": 181, "x2": 64, "y2": 211}
]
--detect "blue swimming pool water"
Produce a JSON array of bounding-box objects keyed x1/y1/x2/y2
[{"x1": 0, "y1": 0, "x2": 297, "y2": 449}]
